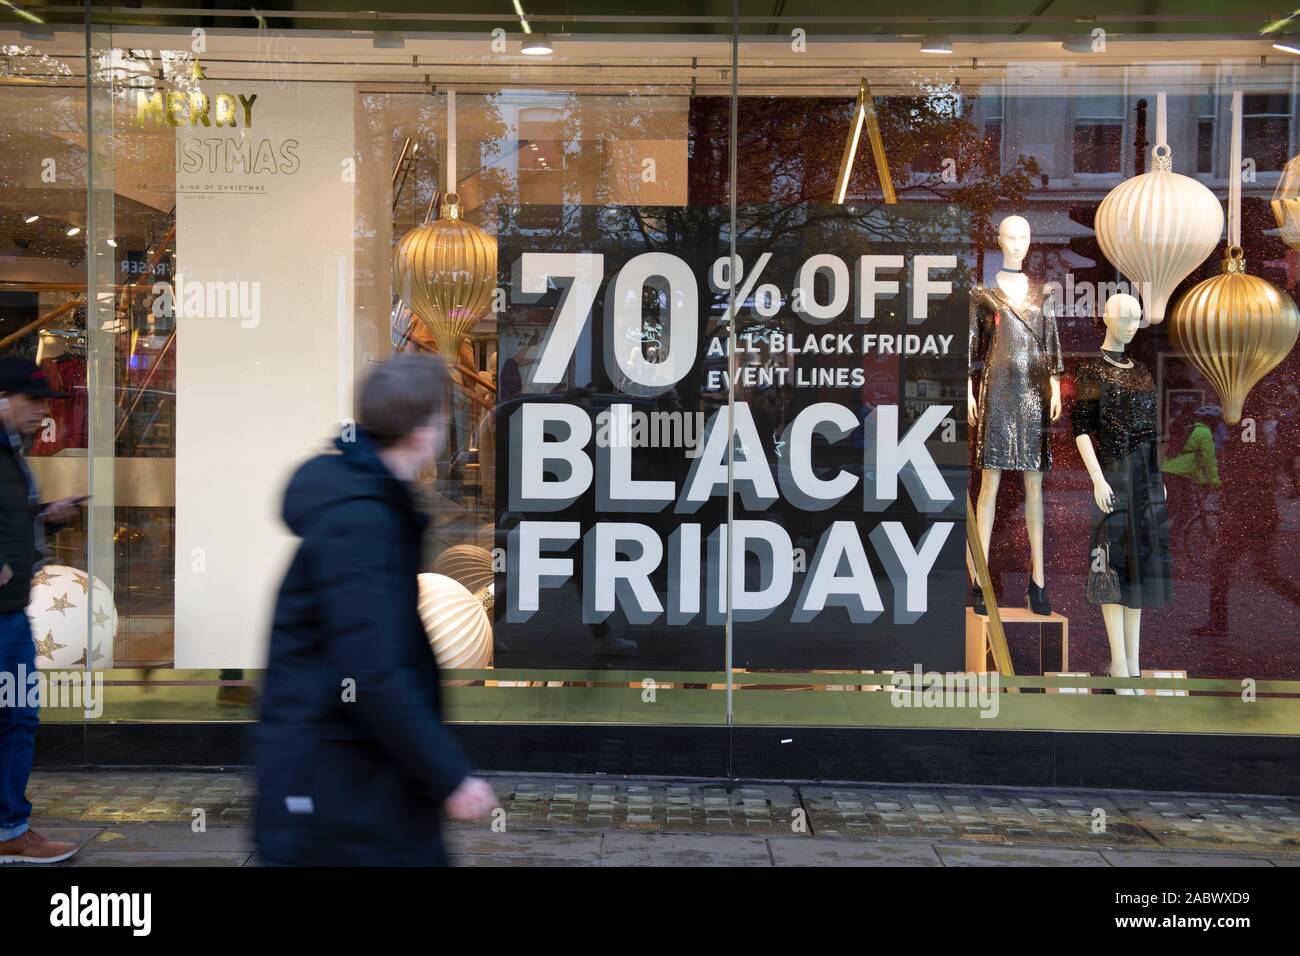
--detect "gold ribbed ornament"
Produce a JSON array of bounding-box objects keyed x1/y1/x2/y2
[
  {"x1": 391, "y1": 193, "x2": 498, "y2": 356},
  {"x1": 1270, "y1": 152, "x2": 1300, "y2": 251},
  {"x1": 1169, "y1": 247, "x2": 1300, "y2": 424}
]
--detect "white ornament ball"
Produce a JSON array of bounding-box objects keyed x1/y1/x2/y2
[
  {"x1": 1094, "y1": 144, "x2": 1224, "y2": 324},
  {"x1": 432, "y1": 544, "x2": 494, "y2": 594},
  {"x1": 28, "y1": 564, "x2": 117, "y2": 669},
  {"x1": 416, "y1": 573, "x2": 492, "y2": 671}
]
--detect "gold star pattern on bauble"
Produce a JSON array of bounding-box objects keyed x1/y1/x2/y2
[
  {"x1": 71, "y1": 572, "x2": 89, "y2": 593},
  {"x1": 46, "y1": 592, "x2": 74, "y2": 616},
  {"x1": 93, "y1": 607, "x2": 111, "y2": 628},
  {"x1": 34, "y1": 630, "x2": 65, "y2": 660},
  {"x1": 72, "y1": 642, "x2": 104, "y2": 667},
  {"x1": 31, "y1": 568, "x2": 53, "y2": 587}
]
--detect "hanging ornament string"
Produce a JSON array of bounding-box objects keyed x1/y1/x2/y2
[
  {"x1": 1156, "y1": 90, "x2": 1167, "y2": 150},
  {"x1": 1152, "y1": 90, "x2": 1170, "y2": 170},
  {"x1": 446, "y1": 87, "x2": 457, "y2": 195},
  {"x1": 1228, "y1": 90, "x2": 1243, "y2": 252}
]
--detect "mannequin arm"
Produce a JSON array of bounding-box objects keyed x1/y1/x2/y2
[
  {"x1": 967, "y1": 377, "x2": 978, "y2": 426},
  {"x1": 1075, "y1": 434, "x2": 1115, "y2": 513},
  {"x1": 1049, "y1": 375, "x2": 1062, "y2": 422}
]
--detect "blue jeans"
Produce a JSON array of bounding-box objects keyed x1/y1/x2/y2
[{"x1": 0, "y1": 610, "x2": 36, "y2": 841}]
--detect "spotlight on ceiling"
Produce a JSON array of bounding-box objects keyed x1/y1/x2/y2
[
  {"x1": 373, "y1": 31, "x2": 405, "y2": 50},
  {"x1": 521, "y1": 33, "x2": 554, "y2": 56},
  {"x1": 24, "y1": 214, "x2": 39, "y2": 224},
  {"x1": 1273, "y1": 35, "x2": 1300, "y2": 55},
  {"x1": 106, "y1": 238, "x2": 117, "y2": 248},
  {"x1": 66, "y1": 227, "x2": 80, "y2": 237},
  {"x1": 919, "y1": 36, "x2": 954, "y2": 55}
]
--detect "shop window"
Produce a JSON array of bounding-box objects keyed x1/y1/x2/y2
[
  {"x1": 1196, "y1": 91, "x2": 1217, "y2": 174},
  {"x1": 1242, "y1": 92, "x2": 1292, "y2": 172},
  {"x1": 981, "y1": 88, "x2": 1004, "y2": 173},
  {"x1": 1073, "y1": 93, "x2": 1126, "y2": 175}
]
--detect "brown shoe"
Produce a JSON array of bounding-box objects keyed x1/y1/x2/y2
[{"x1": 0, "y1": 830, "x2": 79, "y2": 864}]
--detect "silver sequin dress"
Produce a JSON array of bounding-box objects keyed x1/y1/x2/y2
[{"x1": 968, "y1": 283, "x2": 1063, "y2": 472}]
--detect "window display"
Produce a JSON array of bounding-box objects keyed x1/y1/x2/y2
[{"x1": 2, "y1": 6, "x2": 1299, "y2": 763}]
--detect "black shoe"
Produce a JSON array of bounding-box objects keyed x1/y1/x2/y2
[
  {"x1": 1027, "y1": 582, "x2": 1051, "y2": 616},
  {"x1": 971, "y1": 585, "x2": 987, "y2": 616}
]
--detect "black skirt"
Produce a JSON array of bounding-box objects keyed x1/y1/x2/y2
[{"x1": 1090, "y1": 442, "x2": 1173, "y2": 609}]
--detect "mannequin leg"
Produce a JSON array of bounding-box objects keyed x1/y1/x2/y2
[
  {"x1": 1023, "y1": 471, "x2": 1045, "y2": 588},
  {"x1": 975, "y1": 468, "x2": 1002, "y2": 566},
  {"x1": 1123, "y1": 608, "x2": 1142, "y2": 694},
  {"x1": 1100, "y1": 603, "x2": 1133, "y2": 695},
  {"x1": 1123, "y1": 608, "x2": 1141, "y2": 674}
]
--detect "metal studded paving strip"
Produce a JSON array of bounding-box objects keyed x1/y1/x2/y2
[{"x1": 23, "y1": 771, "x2": 1300, "y2": 854}]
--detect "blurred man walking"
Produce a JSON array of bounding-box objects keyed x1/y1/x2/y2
[
  {"x1": 255, "y1": 354, "x2": 495, "y2": 866},
  {"x1": 0, "y1": 358, "x2": 85, "y2": 864}
]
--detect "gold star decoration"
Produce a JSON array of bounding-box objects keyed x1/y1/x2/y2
[
  {"x1": 46, "y1": 592, "x2": 75, "y2": 616},
  {"x1": 71, "y1": 572, "x2": 89, "y2": 594},
  {"x1": 93, "y1": 607, "x2": 111, "y2": 628},
  {"x1": 31, "y1": 568, "x2": 52, "y2": 587},
  {"x1": 189, "y1": 58, "x2": 207, "y2": 82},
  {"x1": 34, "y1": 630, "x2": 66, "y2": 660}
]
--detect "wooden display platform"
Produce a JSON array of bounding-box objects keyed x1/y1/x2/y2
[{"x1": 965, "y1": 606, "x2": 1069, "y2": 675}]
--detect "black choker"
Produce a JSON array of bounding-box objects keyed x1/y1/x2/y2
[{"x1": 999, "y1": 267, "x2": 1023, "y2": 274}]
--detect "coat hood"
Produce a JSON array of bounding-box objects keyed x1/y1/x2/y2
[{"x1": 281, "y1": 429, "x2": 422, "y2": 537}]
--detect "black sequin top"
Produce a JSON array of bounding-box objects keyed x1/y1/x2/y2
[{"x1": 1070, "y1": 356, "x2": 1158, "y2": 465}]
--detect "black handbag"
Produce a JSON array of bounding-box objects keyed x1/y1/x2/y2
[{"x1": 1086, "y1": 514, "x2": 1121, "y2": 606}]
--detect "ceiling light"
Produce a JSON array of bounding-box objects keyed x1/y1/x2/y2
[
  {"x1": 24, "y1": 214, "x2": 39, "y2": 223},
  {"x1": 106, "y1": 238, "x2": 117, "y2": 247},
  {"x1": 66, "y1": 226, "x2": 80, "y2": 237},
  {"x1": 373, "y1": 31, "x2": 405, "y2": 50},
  {"x1": 530, "y1": 143, "x2": 538, "y2": 150},
  {"x1": 521, "y1": 33, "x2": 553, "y2": 56},
  {"x1": 920, "y1": 36, "x2": 953, "y2": 54},
  {"x1": 1273, "y1": 35, "x2": 1300, "y2": 55}
]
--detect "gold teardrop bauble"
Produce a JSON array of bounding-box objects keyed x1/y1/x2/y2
[
  {"x1": 1271, "y1": 152, "x2": 1300, "y2": 252},
  {"x1": 1094, "y1": 144, "x2": 1224, "y2": 324},
  {"x1": 392, "y1": 193, "x2": 498, "y2": 356},
  {"x1": 1169, "y1": 247, "x2": 1300, "y2": 424}
]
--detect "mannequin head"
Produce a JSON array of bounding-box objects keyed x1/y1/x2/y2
[
  {"x1": 997, "y1": 215, "x2": 1031, "y2": 270},
  {"x1": 1101, "y1": 293, "x2": 1143, "y2": 351}
]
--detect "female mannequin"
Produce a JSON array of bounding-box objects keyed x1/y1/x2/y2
[
  {"x1": 968, "y1": 215, "x2": 1063, "y2": 615},
  {"x1": 1071, "y1": 293, "x2": 1173, "y2": 694}
]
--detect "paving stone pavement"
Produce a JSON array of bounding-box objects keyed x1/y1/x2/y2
[{"x1": 14, "y1": 770, "x2": 1300, "y2": 866}]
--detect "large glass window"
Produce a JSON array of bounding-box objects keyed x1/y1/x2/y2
[{"x1": 2, "y1": 5, "x2": 1299, "y2": 749}]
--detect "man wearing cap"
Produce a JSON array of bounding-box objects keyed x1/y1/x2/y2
[{"x1": 0, "y1": 357, "x2": 87, "y2": 864}]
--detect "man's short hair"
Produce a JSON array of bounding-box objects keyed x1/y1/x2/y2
[{"x1": 357, "y1": 353, "x2": 449, "y2": 448}]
